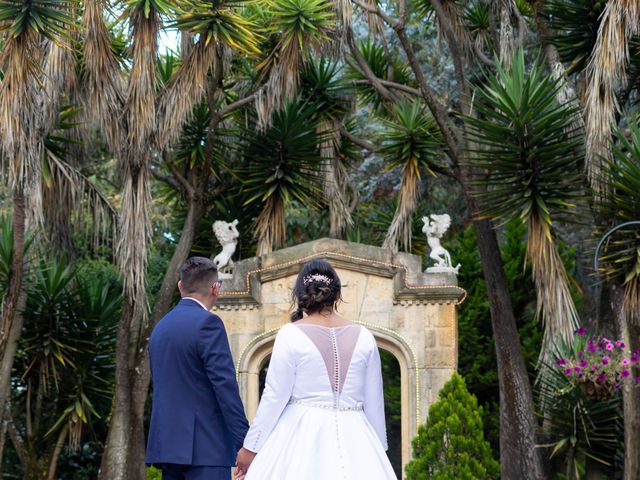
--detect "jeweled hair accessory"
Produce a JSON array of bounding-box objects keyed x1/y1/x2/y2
[{"x1": 303, "y1": 273, "x2": 332, "y2": 286}]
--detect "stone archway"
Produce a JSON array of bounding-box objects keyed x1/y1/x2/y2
[{"x1": 214, "y1": 238, "x2": 465, "y2": 478}]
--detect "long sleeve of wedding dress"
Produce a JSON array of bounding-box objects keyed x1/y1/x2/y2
[
  {"x1": 363, "y1": 336, "x2": 388, "y2": 451},
  {"x1": 242, "y1": 326, "x2": 295, "y2": 453}
]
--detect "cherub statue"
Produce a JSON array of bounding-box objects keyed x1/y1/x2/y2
[
  {"x1": 212, "y1": 219, "x2": 239, "y2": 275},
  {"x1": 422, "y1": 214, "x2": 460, "y2": 274}
]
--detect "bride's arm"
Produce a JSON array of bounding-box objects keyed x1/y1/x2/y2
[
  {"x1": 242, "y1": 325, "x2": 296, "y2": 453},
  {"x1": 363, "y1": 333, "x2": 388, "y2": 450}
]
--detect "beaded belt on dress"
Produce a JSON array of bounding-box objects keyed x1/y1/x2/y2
[{"x1": 288, "y1": 399, "x2": 363, "y2": 411}]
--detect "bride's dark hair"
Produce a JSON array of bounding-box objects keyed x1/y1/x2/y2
[{"x1": 290, "y1": 259, "x2": 342, "y2": 322}]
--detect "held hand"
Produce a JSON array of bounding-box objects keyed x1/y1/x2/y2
[{"x1": 235, "y1": 447, "x2": 257, "y2": 479}]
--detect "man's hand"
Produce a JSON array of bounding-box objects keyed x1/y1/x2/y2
[{"x1": 235, "y1": 447, "x2": 257, "y2": 479}]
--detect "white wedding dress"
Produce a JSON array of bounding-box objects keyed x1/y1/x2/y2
[{"x1": 243, "y1": 323, "x2": 397, "y2": 480}]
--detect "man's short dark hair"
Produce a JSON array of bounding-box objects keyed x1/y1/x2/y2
[{"x1": 179, "y1": 257, "x2": 218, "y2": 295}]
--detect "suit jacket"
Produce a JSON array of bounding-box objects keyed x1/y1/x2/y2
[{"x1": 146, "y1": 298, "x2": 249, "y2": 466}]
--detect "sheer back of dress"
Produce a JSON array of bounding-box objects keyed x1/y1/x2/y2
[{"x1": 294, "y1": 324, "x2": 361, "y2": 393}]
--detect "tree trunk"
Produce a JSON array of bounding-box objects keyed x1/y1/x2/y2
[
  {"x1": 612, "y1": 283, "x2": 640, "y2": 480},
  {"x1": 98, "y1": 298, "x2": 135, "y2": 480},
  {"x1": 473, "y1": 216, "x2": 549, "y2": 480},
  {"x1": 125, "y1": 197, "x2": 206, "y2": 480},
  {"x1": 46, "y1": 423, "x2": 69, "y2": 480}
]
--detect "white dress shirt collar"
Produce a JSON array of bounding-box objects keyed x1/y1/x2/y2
[{"x1": 182, "y1": 297, "x2": 208, "y2": 310}]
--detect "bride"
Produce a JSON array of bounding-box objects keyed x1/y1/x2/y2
[{"x1": 235, "y1": 259, "x2": 397, "y2": 479}]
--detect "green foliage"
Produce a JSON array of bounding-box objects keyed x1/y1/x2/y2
[
  {"x1": 466, "y1": 50, "x2": 584, "y2": 232},
  {"x1": 545, "y1": 0, "x2": 606, "y2": 73},
  {"x1": 271, "y1": 0, "x2": 335, "y2": 48},
  {"x1": 0, "y1": 0, "x2": 74, "y2": 41},
  {"x1": 239, "y1": 98, "x2": 326, "y2": 208},
  {"x1": 598, "y1": 120, "x2": 640, "y2": 285},
  {"x1": 175, "y1": 0, "x2": 261, "y2": 54},
  {"x1": 536, "y1": 358, "x2": 622, "y2": 478},
  {"x1": 345, "y1": 39, "x2": 414, "y2": 112},
  {"x1": 405, "y1": 373, "x2": 500, "y2": 480},
  {"x1": 147, "y1": 466, "x2": 162, "y2": 480},
  {"x1": 380, "y1": 100, "x2": 444, "y2": 176}
]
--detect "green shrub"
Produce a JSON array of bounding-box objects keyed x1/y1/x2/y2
[
  {"x1": 405, "y1": 373, "x2": 500, "y2": 480},
  {"x1": 147, "y1": 466, "x2": 162, "y2": 480}
]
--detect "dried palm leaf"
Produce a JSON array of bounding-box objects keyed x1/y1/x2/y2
[
  {"x1": 528, "y1": 216, "x2": 581, "y2": 363},
  {"x1": 584, "y1": 0, "x2": 640, "y2": 194},
  {"x1": 125, "y1": 9, "x2": 159, "y2": 160},
  {"x1": 81, "y1": 0, "x2": 125, "y2": 153},
  {"x1": 255, "y1": 195, "x2": 286, "y2": 255},
  {"x1": 0, "y1": 31, "x2": 44, "y2": 227},
  {"x1": 317, "y1": 120, "x2": 353, "y2": 238},
  {"x1": 156, "y1": 39, "x2": 217, "y2": 149}
]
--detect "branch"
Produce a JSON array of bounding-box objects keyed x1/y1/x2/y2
[
  {"x1": 166, "y1": 160, "x2": 195, "y2": 199},
  {"x1": 214, "y1": 93, "x2": 257, "y2": 121},
  {"x1": 351, "y1": 0, "x2": 400, "y2": 29},
  {"x1": 6, "y1": 407, "x2": 26, "y2": 467},
  {"x1": 345, "y1": 34, "x2": 401, "y2": 103},
  {"x1": 150, "y1": 164, "x2": 181, "y2": 191},
  {"x1": 351, "y1": 79, "x2": 421, "y2": 96},
  {"x1": 474, "y1": 43, "x2": 496, "y2": 68},
  {"x1": 340, "y1": 125, "x2": 378, "y2": 151}
]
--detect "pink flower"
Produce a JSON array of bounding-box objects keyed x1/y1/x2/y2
[
  {"x1": 556, "y1": 358, "x2": 567, "y2": 366},
  {"x1": 622, "y1": 359, "x2": 630, "y2": 367},
  {"x1": 606, "y1": 342, "x2": 614, "y2": 351},
  {"x1": 602, "y1": 356, "x2": 610, "y2": 365},
  {"x1": 564, "y1": 368, "x2": 573, "y2": 376},
  {"x1": 632, "y1": 353, "x2": 639, "y2": 364},
  {"x1": 579, "y1": 360, "x2": 588, "y2": 368},
  {"x1": 575, "y1": 327, "x2": 586, "y2": 336},
  {"x1": 621, "y1": 369, "x2": 630, "y2": 378},
  {"x1": 616, "y1": 340, "x2": 625, "y2": 348},
  {"x1": 588, "y1": 342, "x2": 597, "y2": 352}
]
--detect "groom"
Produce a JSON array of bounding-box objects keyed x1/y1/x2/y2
[{"x1": 146, "y1": 257, "x2": 249, "y2": 480}]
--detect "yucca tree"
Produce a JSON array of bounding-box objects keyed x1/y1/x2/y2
[
  {"x1": 380, "y1": 100, "x2": 443, "y2": 253},
  {"x1": 597, "y1": 121, "x2": 640, "y2": 480},
  {"x1": 300, "y1": 56, "x2": 355, "y2": 238},
  {"x1": 255, "y1": 0, "x2": 336, "y2": 126},
  {"x1": 240, "y1": 98, "x2": 326, "y2": 254},
  {"x1": 466, "y1": 52, "x2": 583, "y2": 363},
  {"x1": 9, "y1": 259, "x2": 119, "y2": 480},
  {"x1": 583, "y1": 0, "x2": 640, "y2": 194},
  {"x1": 0, "y1": 0, "x2": 74, "y2": 458}
]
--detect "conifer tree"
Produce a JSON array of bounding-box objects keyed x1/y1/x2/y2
[{"x1": 406, "y1": 373, "x2": 500, "y2": 480}]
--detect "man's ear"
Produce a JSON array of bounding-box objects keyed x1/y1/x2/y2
[{"x1": 177, "y1": 280, "x2": 183, "y2": 293}]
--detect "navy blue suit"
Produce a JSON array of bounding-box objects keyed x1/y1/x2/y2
[{"x1": 146, "y1": 299, "x2": 249, "y2": 472}]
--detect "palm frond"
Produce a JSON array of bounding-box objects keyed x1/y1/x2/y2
[
  {"x1": 125, "y1": 8, "x2": 159, "y2": 159},
  {"x1": 255, "y1": 0, "x2": 335, "y2": 127},
  {"x1": 81, "y1": 0, "x2": 125, "y2": 153},
  {"x1": 239, "y1": 98, "x2": 326, "y2": 254},
  {"x1": 156, "y1": 38, "x2": 217, "y2": 150},
  {"x1": 583, "y1": 0, "x2": 640, "y2": 194},
  {"x1": 465, "y1": 51, "x2": 583, "y2": 355},
  {"x1": 0, "y1": 29, "x2": 44, "y2": 226},
  {"x1": 598, "y1": 121, "x2": 640, "y2": 322},
  {"x1": 380, "y1": 100, "x2": 443, "y2": 252}
]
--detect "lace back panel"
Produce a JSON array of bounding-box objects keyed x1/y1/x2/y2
[{"x1": 295, "y1": 324, "x2": 362, "y2": 393}]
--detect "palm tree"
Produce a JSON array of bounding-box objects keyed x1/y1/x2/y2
[
  {"x1": 380, "y1": 100, "x2": 443, "y2": 253},
  {"x1": 300, "y1": 57, "x2": 355, "y2": 238},
  {"x1": 240, "y1": 98, "x2": 326, "y2": 254},
  {"x1": 466, "y1": 51, "x2": 583, "y2": 362},
  {"x1": 0, "y1": 0, "x2": 74, "y2": 454}
]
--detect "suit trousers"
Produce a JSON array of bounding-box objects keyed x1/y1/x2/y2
[{"x1": 160, "y1": 463, "x2": 231, "y2": 480}]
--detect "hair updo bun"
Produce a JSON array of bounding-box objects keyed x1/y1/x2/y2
[{"x1": 291, "y1": 259, "x2": 342, "y2": 321}]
